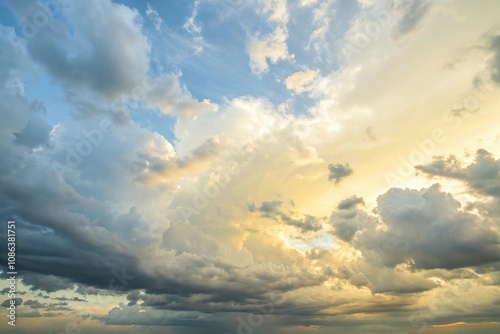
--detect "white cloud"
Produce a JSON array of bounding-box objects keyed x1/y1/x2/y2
[
  {"x1": 299, "y1": 0, "x2": 318, "y2": 7},
  {"x1": 307, "y1": 0, "x2": 335, "y2": 54},
  {"x1": 144, "y1": 73, "x2": 215, "y2": 119},
  {"x1": 183, "y1": 0, "x2": 204, "y2": 54},
  {"x1": 146, "y1": 3, "x2": 163, "y2": 31}
]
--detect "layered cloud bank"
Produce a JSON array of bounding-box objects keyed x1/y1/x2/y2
[{"x1": 1, "y1": 1, "x2": 500, "y2": 333}]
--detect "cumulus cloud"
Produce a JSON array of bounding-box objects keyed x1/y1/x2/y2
[
  {"x1": 330, "y1": 205, "x2": 376, "y2": 242},
  {"x1": 144, "y1": 73, "x2": 215, "y2": 119},
  {"x1": 247, "y1": 0, "x2": 293, "y2": 75},
  {"x1": 1, "y1": 298, "x2": 23, "y2": 307},
  {"x1": 258, "y1": 0, "x2": 289, "y2": 25},
  {"x1": 285, "y1": 69, "x2": 320, "y2": 93},
  {"x1": 249, "y1": 200, "x2": 323, "y2": 233},
  {"x1": 247, "y1": 27, "x2": 293, "y2": 75},
  {"x1": 7, "y1": 0, "x2": 212, "y2": 122},
  {"x1": 327, "y1": 163, "x2": 353, "y2": 183},
  {"x1": 6, "y1": 0, "x2": 151, "y2": 100},
  {"x1": 355, "y1": 184, "x2": 500, "y2": 269},
  {"x1": 337, "y1": 195, "x2": 365, "y2": 210},
  {"x1": 416, "y1": 149, "x2": 500, "y2": 198},
  {"x1": 133, "y1": 135, "x2": 222, "y2": 184}
]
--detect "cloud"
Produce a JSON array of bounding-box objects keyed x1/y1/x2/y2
[
  {"x1": 248, "y1": 200, "x2": 282, "y2": 217},
  {"x1": 22, "y1": 274, "x2": 75, "y2": 293},
  {"x1": 285, "y1": 69, "x2": 320, "y2": 93},
  {"x1": 173, "y1": 96, "x2": 282, "y2": 154},
  {"x1": 258, "y1": 0, "x2": 289, "y2": 25},
  {"x1": 299, "y1": 0, "x2": 318, "y2": 7},
  {"x1": 335, "y1": 263, "x2": 437, "y2": 293},
  {"x1": 327, "y1": 163, "x2": 353, "y2": 183},
  {"x1": 337, "y1": 195, "x2": 365, "y2": 210},
  {"x1": 247, "y1": 0, "x2": 293, "y2": 75},
  {"x1": 489, "y1": 35, "x2": 500, "y2": 83},
  {"x1": 24, "y1": 299, "x2": 45, "y2": 309},
  {"x1": 281, "y1": 214, "x2": 323, "y2": 233},
  {"x1": 162, "y1": 221, "x2": 220, "y2": 256},
  {"x1": 54, "y1": 296, "x2": 87, "y2": 302},
  {"x1": 133, "y1": 135, "x2": 226, "y2": 184},
  {"x1": 355, "y1": 184, "x2": 500, "y2": 269},
  {"x1": 7, "y1": 0, "x2": 213, "y2": 122},
  {"x1": 146, "y1": 2, "x2": 163, "y2": 31},
  {"x1": 248, "y1": 200, "x2": 323, "y2": 233},
  {"x1": 0, "y1": 25, "x2": 29, "y2": 85},
  {"x1": 6, "y1": 0, "x2": 151, "y2": 100},
  {"x1": 143, "y1": 73, "x2": 215, "y2": 119},
  {"x1": 1, "y1": 2, "x2": 500, "y2": 333},
  {"x1": 247, "y1": 27, "x2": 293, "y2": 75},
  {"x1": 330, "y1": 205, "x2": 376, "y2": 242},
  {"x1": 416, "y1": 149, "x2": 500, "y2": 198},
  {"x1": 18, "y1": 310, "x2": 43, "y2": 318},
  {"x1": 392, "y1": 0, "x2": 432, "y2": 38},
  {"x1": 1, "y1": 298, "x2": 23, "y2": 307},
  {"x1": 99, "y1": 303, "x2": 210, "y2": 326},
  {"x1": 183, "y1": 0, "x2": 204, "y2": 54},
  {"x1": 13, "y1": 101, "x2": 52, "y2": 148},
  {"x1": 306, "y1": 0, "x2": 334, "y2": 54}
]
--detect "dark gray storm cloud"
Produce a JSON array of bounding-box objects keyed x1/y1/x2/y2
[
  {"x1": 1, "y1": 298, "x2": 23, "y2": 307},
  {"x1": 248, "y1": 200, "x2": 323, "y2": 233},
  {"x1": 490, "y1": 35, "x2": 500, "y2": 84},
  {"x1": 337, "y1": 195, "x2": 365, "y2": 210},
  {"x1": 5, "y1": 0, "x2": 151, "y2": 100},
  {"x1": 416, "y1": 149, "x2": 500, "y2": 197},
  {"x1": 330, "y1": 206, "x2": 376, "y2": 243},
  {"x1": 354, "y1": 184, "x2": 500, "y2": 269},
  {"x1": 327, "y1": 163, "x2": 353, "y2": 184},
  {"x1": 23, "y1": 299, "x2": 44, "y2": 309},
  {"x1": 248, "y1": 200, "x2": 282, "y2": 217},
  {"x1": 22, "y1": 274, "x2": 74, "y2": 293}
]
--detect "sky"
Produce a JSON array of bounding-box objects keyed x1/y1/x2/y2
[{"x1": 0, "y1": 0, "x2": 500, "y2": 333}]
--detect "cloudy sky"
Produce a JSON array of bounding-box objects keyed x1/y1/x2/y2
[{"x1": 1, "y1": 0, "x2": 500, "y2": 333}]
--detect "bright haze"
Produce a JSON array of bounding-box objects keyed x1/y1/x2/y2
[{"x1": 1, "y1": 0, "x2": 500, "y2": 333}]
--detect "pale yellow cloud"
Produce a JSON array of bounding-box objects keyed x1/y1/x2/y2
[
  {"x1": 285, "y1": 69, "x2": 320, "y2": 93},
  {"x1": 247, "y1": 27, "x2": 294, "y2": 75},
  {"x1": 247, "y1": 0, "x2": 294, "y2": 74}
]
